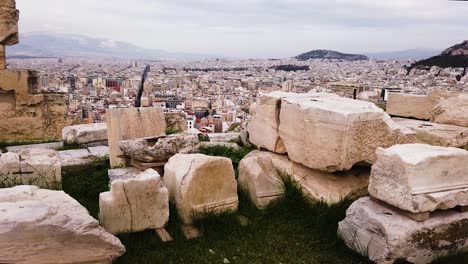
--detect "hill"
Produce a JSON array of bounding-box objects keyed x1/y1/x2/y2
[
  {"x1": 6, "y1": 32, "x2": 210, "y2": 60},
  {"x1": 406, "y1": 40, "x2": 468, "y2": 75},
  {"x1": 295, "y1": 50, "x2": 368, "y2": 61}
]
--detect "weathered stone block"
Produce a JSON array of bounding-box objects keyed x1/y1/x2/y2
[
  {"x1": 0, "y1": 185, "x2": 125, "y2": 264},
  {"x1": 386, "y1": 92, "x2": 437, "y2": 120},
  {"x1": 108, "y1": 167, "x2": 143, "y2": 184},
  {"x1": 430, "y1": 93, "x2": 468, "y2": 127},
  {"x1": 99, "y1": 169, "x2": 169, "y2": 235},
  {"x1": 238, "y1": 150, "x2": 285, "y2": 209},
  {"x1": 395, "y1": 119, "x2": 468, "y2": 149},
  {"x1": 0, "y1": 45, "x2": 5, "y2": 69},
  {"x1": 0, "y1": 69, "x2": 39, "y2": 94},
  {"x1": 369, "y1": 144, "x2": 468, "y2": 213},
  {"x1": 119, "y1": 134, "x2": 199, "y2": 163},
  {"x1": 279, "y1": 95, "x2": 413, "y2": 172},
  {"x1": 62, "y1": 123, "x2": 108, "y2": 145},
  {"x1": 107, "y1": 107, "x2": 166, "y2": 168},
  {"x1": 338, "y1": 197, "x2": 468, "y2": 264},
  {"x1": 164, "y1": 154, "x2": 238, "y2": 224},
  {"x1": 0, "y1": 149, "x2": 61, "y2": 189}
]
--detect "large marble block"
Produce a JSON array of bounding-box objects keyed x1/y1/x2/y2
[
  {"x1": 107, "y1": 107, "x2": 166, "y2": 168},
  {"x1": 338, "y1": 197, "x2": 468, "y2": 264},
  {"x1": 119, "y1": 134, "x2": 199, "y2": 162},
  {"x1": 279, "y1": 95, "x2": 413, "y2": 172},
  {"x1": 238, "y1": 150, "x2": 369, "y2": 206},
  {"x1": 164, "y1": 154, "x2": 238, "y2": 224},
  {"x1": 0, "y1": 151, "x2": 20, "y2": 187},
  {"x1": 99, "y1": 169, "x2": 169, "y2": 235},
  {"x1": 369, "y1": 144, "x2": 468, "y2": 213},
  {"x1": 0, "y1": 185, "x2": 125, "y2": 264},
  {"x1": 238, "y1": 150, "x2": 286, "y2": 209},
  {"x1": 62, "y1": 122, "x2": 108, "y2": 144},
  {"x1": 386, "y1": 93, "x2": 436, "y2": 120}
]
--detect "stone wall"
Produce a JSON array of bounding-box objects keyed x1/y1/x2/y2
[{"x1": 0, "y1": 0, "x2": 70, "y2": 141}]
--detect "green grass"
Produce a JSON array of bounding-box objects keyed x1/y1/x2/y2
[
  {"x1": 55, "y1": 142, "x2": 82, "y2": 151},
  {"x1": 198, "y1": 145, "x2": 256, "y2": 174},
  {"x1": 61, "y1": 146, "x2": 466, "y2": 264}
]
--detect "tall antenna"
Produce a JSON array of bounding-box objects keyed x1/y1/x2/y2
[{"x1": 135, "y1": 65, "x2": 151, "y2": 107}]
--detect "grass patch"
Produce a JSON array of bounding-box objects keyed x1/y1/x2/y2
[
  {"x1": 198, "y1": 145, "x2": 256, "y2": 174},
  {"x1": 62, "y1": 157, "x2": 110, "y2": 218},
  {"x1": 55, "y1": 142, "x2": 82, "y2": 151}
]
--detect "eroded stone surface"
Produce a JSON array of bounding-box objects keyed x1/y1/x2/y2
[
  {"x1": 369, "y1": 144, "x2": 468, "y2": 213},
  {"x1": 338, "y1": 197, "x2": 468, "y2": 264},
  {"x1": 119, "y1": 134, "x2": 199, "y2": 163},
  {"x1": 62, "y1": 123, "x2": 108, "y2": 144},
  {"x1": 165, "y1": 112, "x2": 188, "y2": 132},
  {"x1": 107, "y1": 107, "x2": 166, "y2": 168},
  {"x1": 0, "y1": 149, "x2": 61, "y2": 189},
  {"x1": 207, "y1": 133, "x2": 240, "y2": 143},
  {"x1": 0, "y1": 45, "x2": 5, "y2": 69},
  {"x1": 0, "y1": 0, "x2": 19, "y2": 46},
  {"x1": 395, "y1": 119, "x2": 468, "y2": 149},
  {"x1": 279, "y1": 95, "x2": 413, "y2": 172},
  {"x1": 0, "y1": 185, "x2": 125, "y2": 264},
  {"x1": 108, "y1": 167, "x2": 143, "y2": 184},
  {"x1": 430, "y1": 93, "x2": 468, "y2": 127},
  {"x1": 99, "y1": 169, "x2": 169, "y2": 235},
  {"x1": 386, "y1": 93, "x2": 437, "y2": 120},
  {"x1": 164, "y1": 154, "x2": 238, "y2": 224},
  {"x1": 238, "y1": 151, "x2": 285, "y2": 209},
  {"x1": 199, "y1": 141, "x2": 240, "y2": 150}
]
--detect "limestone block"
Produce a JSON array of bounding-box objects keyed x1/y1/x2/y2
[
  {"x1": 18, "y1": 148, "x2": 61, "y2": 189},
  {"x1": 279, "y1": 95, "x2": 413, "y2": 172},
  {"x1": 59, "y1": 149, "x2": 92, "y2": 169},
  {"x1": 6, "y1": 141, "x2": 63, "y2": 153},
  {"x1": 247, "y1": 92, "x2": 291, "y2": 153},
  {"x1": 199, "y1": 141, "x2": 240, "y2": 150},
  {"x1": 107, "y1": 107, "x2": 166, "y2": 168},
  {"x1": 99, "y1": 169, "x2": 169, "y2": 235},
  {"x1": 430, "y1": 94, "x2": 468, "y2": 127},
  {"x1": 369, "y1": 144, "x2": 468, "y2": 213},
  {"x1": 0, "y1": 185, "x2": 125, "y2": 264},
  {"x1": 0, "y1": 151, "x2": 20, "y2": 187},
  {"x1": 88, "y1": 145, "x2": 109, "y2": 158},
  {"x1": 238, "y1": 151, "x2": 285, "y2": 209},
  {"x1": 395, "y1": 119, "x2": 468, "y2": 149},
  {"x1": 0, "y1": 69, "x2": 39, "y2": 94},
  {"x1": 0, "y1": 45, "x2": 5, "y2": 69},
  {"x1": 164, "y1": 154, "x2": 238, "y2": 224},
  {"x1": 338, "y1": 197, "x2": 468, "y2": 264},
  {"x1": 386, "y1": 93, "x2": 437, "y2": 120},
  {"x1": 165, "y1": 112, "x2": 188, "y2": 132},
  {"x1": 119, "y1": 134, "x2": 199, "y2": 163},
  {"x1": 0, "y1": 0, "x2": 19, "y2": 45},
  {"x1": 249, "y1": 102, "x2": 257, "y2": 116},
  {"x1": 62, "y1": 123, "x2": 108, "y2": 144},
  {"x1": 108, "y1": 167, "x2": 143, "y2": 184},
  {"x1": 207, "y1": 132, "x2": 240, "y2": 143}
]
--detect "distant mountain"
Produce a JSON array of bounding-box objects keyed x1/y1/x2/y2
[
  {"x1": 406, "y1": 41, "x2": 468, "y2": 76},
  {"x1": 365, "y1": 49, "x2": 440, "y2": 61},
  {"x1": 295, "y1": 50, "x2": 368, "y2": 61},
  {"x1": 6, "y1": 32, "x2": 210, "y2": 60}
]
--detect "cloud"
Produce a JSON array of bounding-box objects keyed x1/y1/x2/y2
[{"x1": 16, "y1": 0, "x2": 468, "y2": 57}]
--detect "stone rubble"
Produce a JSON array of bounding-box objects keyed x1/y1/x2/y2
[
  {"x1": 430, "y1": 93, "x2": 468, "y2": 127},
  {"x1": 99, "y1": 169, "x2": 169, "y2": 235},
  {"x1": 0, "y1": 185, "x2": 125, "y2": 264},
  {"x1": 164, "y1": 154, "x2": 238, "y2": 224}
]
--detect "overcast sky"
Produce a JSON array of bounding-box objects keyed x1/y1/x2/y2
[{"x1": 17, "y1": 0, "x2": 468, "y2": 58}]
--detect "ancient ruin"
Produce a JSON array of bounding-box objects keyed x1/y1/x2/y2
[{"x1": 0, "y1": 0, "x2": 70, "y2": 141}]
